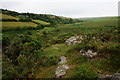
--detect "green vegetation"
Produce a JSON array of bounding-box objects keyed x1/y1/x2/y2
[
  {"x1": 2, "y1": 22, "x2": 37, "y2": 28},
  {"x1": 2, "y1": 9, "x2": 119, "y2": 79},
  {"x1": 0, "y1": 14, "x2": 19, "y2": 20},
  {"x1": 19, "y1": 17, "x2": 32, "y2": 22},
  {"x1": 70, "y1": 64, "x2": 98, "y2": 79},
  {"x1": 32, "y1": 20, "x2": 50, "y2": 25}
]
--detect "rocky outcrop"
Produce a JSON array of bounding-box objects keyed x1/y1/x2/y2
[
  {"x1": 99, "y1": 74, "x2": 112, "y2": 80},
  {"x1": 55, "y1": 56, "x2": 69, "y2": 78},
  {"x1": 98, "y1": 73, "x2": 120, "y2": 80},
  {"x1": 65, "y1": 36, "x2": 83, "y2": 45},
  {"x1": 80, "y1": 49, "x2": 97, "y2": 58},
  {"x1": 55, "y1": 64, "x2": 69, "y2": 78},
  {"x1": 58, "y1": 56, "x2": 67, "y2": 64},
  {"x1": 111, "y1": 73, "x2": 120, "y2": 80}
]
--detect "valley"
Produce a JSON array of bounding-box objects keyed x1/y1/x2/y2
[{"x1": 1, "y1": 9, "x2": 120, "y2": 79}]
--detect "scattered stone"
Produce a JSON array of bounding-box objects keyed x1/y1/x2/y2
[
  {"x1": 111, "y1": 73, "x2": 120, "y2": 80},
  {"x1": 93, "y1": 36, "x2": 96, "y2": 39},
  {"x1": 80, "y1": 49, "x2": 97, "y2": 58},
  {"x1": 58, "y1": 56, "x2": 67, "y2": 64},
  {"x1": 65, "y1": 36, "x2": 83, "y2": 45},
  {"x1": 99, "y1": 75, "x2": 112, "y2": 80},
  {"x1": 98, "y1": 73, "x2": 120, "y2": 80},
  {"x1": 55, "y1": 56, "x2": 69, "y2": 78},
  {"x1": 55, "y1": 65, "x2": 69, "y2": 78}
]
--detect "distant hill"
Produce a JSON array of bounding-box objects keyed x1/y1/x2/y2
[
  {"x1": 1, "y1": 9, "x2": 75, "y2": 24},
  {"x1": 77, "y1": 16, "x2": 118, "y2": 22},
  {"x1": 1, "y1": 9, "x2": 80, "y2": 32}
]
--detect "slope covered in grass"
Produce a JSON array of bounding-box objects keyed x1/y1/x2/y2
[
  {"x1": 0, "y1": 14, "x2": 19, "y2": 20},
  {"x1": 2, "y1": 22, "x2": 37, "y2": 28},
  {"x1": 2, "y1": 15, "x2": 119, "y2": 79},
  {"x1": 32, "y1": 20, "x2": 50, "y2": 25}
]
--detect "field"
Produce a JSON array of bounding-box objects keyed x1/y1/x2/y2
[
  {"x1": 0, "y1": 14, "x2": 19, "y2": 20},
  {"x1": 2, "y1": 11, "x2": 119, "y2": 79},
  {"x1": 32, "y1": 20, "x2": 50, "y2": 25},
  {"x1": 2, "y1": 22, "x2": 38, "y2": 28}
]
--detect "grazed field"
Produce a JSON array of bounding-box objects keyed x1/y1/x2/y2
[
  {"x1": 0, "y1": 14, "x2": 19, "y2": 20},
  {"x1": 2, "y1": 22, "x2": 38, "y2": 28},
  {"x1": 32, "y1": 20, "x2": 50, "y2": 25}
]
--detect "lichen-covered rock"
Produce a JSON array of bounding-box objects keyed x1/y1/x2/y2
[
  {"x1": 98, "y1": 73, "x2": 120, "y2": 80},
  {"x1": 80, "y1": 49, "x2": 97, "y2": 58},
  {"x1": 55, "y1": 65, "x2": 69, "y2": 78},
  {"x1": 55, "y1": 56, "x2": 69, "y2": 78},
  {"x1": 99, "y1": 75, "x2": 112, "y2": 80},
  {"x1": 58, "y1": 56, "x2": 67, "y2": 64},
  {"x1": 111, "y1": 73, "x2": 120, "y2": 80},
  {"x1": 65, "y1": 36, "x2": 83, "y2": 45}
]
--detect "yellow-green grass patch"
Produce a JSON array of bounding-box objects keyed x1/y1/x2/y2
[
  {"x1": 32, "y1": 20, "x2": 50, "y2": 25},
  {"x1": 0, "y1": 14, "x2": 19, "y2": 20},
  {"x1": 2, "y1": 22, "x2": 38, "y2": 28}
]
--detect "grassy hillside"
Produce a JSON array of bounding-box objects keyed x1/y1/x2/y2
[
  {"x1": 1, "y1": 9, "x2": 75, "y2": 24},
  {"x1": 2, "y1": 9, "x2": 119, "y2": 79},
  {"x1": 0, "y1": 14, "x2": 19, "y2": 20},
  {"x1": 34, "y1": 17, "x2": 119, "y2": 78},
  {"x1": 1, "y1": 9, "x2": 76, "y2": 33},
  {"x1": 2, "y1": 22, "x2": 37, "y2": 28},
  {"x1": 32, "y1": 20, "x2": 50, "y2": 25},
  {"x1": 78, "y1": 16, "x2": 118, "y2": 22}
]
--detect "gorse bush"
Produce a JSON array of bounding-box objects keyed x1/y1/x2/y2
[{"x1": 2, "y1": 34, "x2": 43, "y2": 78}]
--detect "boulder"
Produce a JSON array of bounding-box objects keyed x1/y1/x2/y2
[
  {"x1": 80, "y1": 49, "x2": 97, "y2": 58},
  {"x1": 65, "y1": 36, "x2": 83, "y2": 45},
  {"x1": 58, "y1": 56, "x2": 67, "y2": 64},
  {"x1": 111, "y1": 73, "x2": 120, "y2": 80},
  {"x1": 55, "y1": 65, "x2": 69, "y2": 78},
  {"x1": 98, "y1": 73, "x2": 120, "y2": 80}
]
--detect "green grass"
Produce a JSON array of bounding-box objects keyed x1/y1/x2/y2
[
  {"x1": 32, "y1": 20, "x2": 50, "y2": 25},
  {"x1": 0, "y1": 14, "x2": 19, "y2": 20},
  {"x1": 2, "y1": 16, "x2": 119, "y2": 78},
  {"x1": 2, "y1": 22, "x2": 38, "y2": 28},
  {"x1": 36, "y1": 65, "x2": 57, "y2": 78},
  {"x1": 44, "y1": 44, "x2": 70, "y2": 57},
  {"x1": 34, "y1": 17, "x2": 118, "y2": 44}
]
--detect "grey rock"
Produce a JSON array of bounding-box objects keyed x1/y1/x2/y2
[
  {"x1": 55, "y1": 65, "x2": 69, "y2": 78},
  {"x1": 98, "y1": 73, "x2": 120, "y2": 80},
  {"x1": 55, "y1": 56, "x2": 69, "y2": 78},
  {"x1": 111, "y1": 73, "x2": 120, "y2": 80},
  {"x1": 80, "y1": 49, "x2": 97, "y2": 58},
  {"x1": 66, "y1": 36, "x2": 83, "y2": 45},
  {"x1": 58, "y1": 56, "x2": 67, "y2": 64}
]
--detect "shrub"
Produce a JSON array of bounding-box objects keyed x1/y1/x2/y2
[
  {"x1": 67, "y1": 43, "x2": 90, "y2": 53},
  {"x1": 2, "y1": 37, "x2": 10, "y2": 48},
  {"x1": 19, "y1": 17, "x2": 32, "y2": 22},
  {"x1": 99, "y1": 42, "x2": 120, "y2": 54},
  {"x1": 43, "y1": 56, "x2": 58, "y2": 67},
  {"x1": 2, "y1": 35, "x2": 43, "y2": 78},
  {"x1": 71, "y1": 64, "x2": 98, "y2": 79}
]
